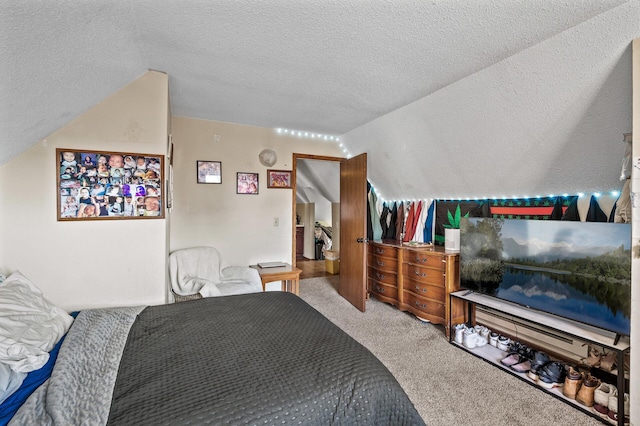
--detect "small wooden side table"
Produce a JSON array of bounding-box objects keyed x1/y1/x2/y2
[{"x1": 250, "y1": 263, "x2": 302, "y2": 296}]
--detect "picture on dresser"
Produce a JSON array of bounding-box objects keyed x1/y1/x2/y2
[{"x1": 56, "y1": 148, "x2": 165, "y2": 221}]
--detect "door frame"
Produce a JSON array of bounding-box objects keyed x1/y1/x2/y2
[{"x1": 291, "y1": 153, "x2": 344, "y2": 268}]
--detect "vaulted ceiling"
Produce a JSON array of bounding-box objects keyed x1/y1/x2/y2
[{"x1": 2, "y1": 1, "x2": 638, "y2": 201}]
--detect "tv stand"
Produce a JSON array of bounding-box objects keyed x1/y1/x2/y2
[{"x1": 450, "y1": 290, "x2": 630, "y2": 426}]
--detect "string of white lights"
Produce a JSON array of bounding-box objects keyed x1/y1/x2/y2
[
  {"x1": 275, "y1": 128, "x2": 341, "y2": 142},
  {"x1": 373, "y1": 190, "x2": 620, "y2": 204}
]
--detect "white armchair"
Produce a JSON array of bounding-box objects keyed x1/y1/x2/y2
[{"x1": 168, "y1": 246, "x2": 262, "y2": 301}]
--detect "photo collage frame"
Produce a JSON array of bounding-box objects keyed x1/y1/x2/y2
[{"x1": 57, "y1": 148, "x2": 165, "y2": 220}]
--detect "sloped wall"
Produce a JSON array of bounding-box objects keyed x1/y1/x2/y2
[{"x1": 0, "y1": 71, "x2": 169, "y2": 311}]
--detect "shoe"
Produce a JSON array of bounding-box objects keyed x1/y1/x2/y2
[
  {"x1": 536, "y1": 361, "x2": 566, "y2": 389},
  {"x1": 474, "y1": 334, "x2": 488, "y2": 347},
  {"x1": 531, "y1": 350, "x2": 551, "y2": 368},
  {"x1": 500, "y1": 353, "x2": 522, "y2": 366},
  {"x1": 562, "y1": 366, "x2": 583, "y2": 399},
  {"x1": 593, "y1": 383, "x2": 615, "y2": 419},
  {"x1": 607, "y1": 389, "x2": 630, "y2": 425},
  {"x1": 575, "y1": 374, "x2": 599, "y2": 407},
  {"x1": 528, "y1": 362, "x2": 544, "y2": 381},
  {"x1": 478, "y1": 326, "x2": 491, "y2": 339},
  {"x1": 489, "y1": 332, "x2": 499, "y2": 347},
  {"x1": 453, "y1": 324, "x2": 466, "y2": 344},
  {"x1": 600, "y1": 351, "x2": 616, "y2": 372},
  {"x1": 463, "y1": 327, "x2": 477, "y2": 349},
  {"x1": 581, "y1": 345, "x2": 601, "y2": 368},
  {"x1": 510, "y1": 359, "x2": 531, "y2": 373},
  {"x1": 497, "y1": 336, "x2": 511, "y2": 351}
]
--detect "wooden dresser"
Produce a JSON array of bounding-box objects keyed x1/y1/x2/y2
[{"x1": 368, "y1": 240, "x2": 464, "y2": 338}]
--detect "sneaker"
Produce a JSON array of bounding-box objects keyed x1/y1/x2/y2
[
  {"x1": 593, "y1": 383, "x2": 615, "y2": 419},
  {"x1": 607, "y1": 390, "x2": 630, "y2": 425},
  {"x1": 489, "y1": 332, "x2": 499, "y2": 347},
  {"x1": 531, "y1": 350, "x2": 551, "y2": 368},
  {"x1": 478, "y1": 326, "x2": 491, "y2": 339},
  {"x1": 528, "y1": 362, "x2": 544, "y2": 381},
  {"x1": 536, "y1": 361, "x2": 566, "y2": 389},
  {"x1": 463, "y1": 327, "x2": 477, "y2": 349},
  {"x1": 474, "y1": 334, "x2": 488, "y2": 347},
  {"x1": 453, "y1": 323, "x2": 466, "y2": 344},
  {"x1": 497, "y1": 336, "x2": 511, "y2": 351}
]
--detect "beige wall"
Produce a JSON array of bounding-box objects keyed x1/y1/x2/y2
[
  {"x1": 0, "y1": 71, "x2": 169, "y2": 311},
  {"x1": 169, "y1": 116, "x2": 343, "y2": 289}
]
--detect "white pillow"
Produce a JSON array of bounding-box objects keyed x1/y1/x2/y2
[
  {"x1": 0, "y1": 362, "x2": 26, "y2": 404},
  {"x1": 0, "y1": 272, "x2": 74, "y2": 373}
]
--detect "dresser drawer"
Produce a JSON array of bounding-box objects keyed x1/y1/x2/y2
[
  {"x1": 369, "y1": 254, "x2": 398, "y2": 272},
  {"x1": 403, "y1": 277, "x2": 445, "y2": 302},
  {"x1": 403, "y1": 291, "x2": 445, "y2": 318},
  {"x1": 367, "y1": 266, "x2": 397, "y2": 286},
  {"x1": 402, "y1": 263, "x2": 445, "y2": 286},
  {"x1": 369, "y1": 279, "x2": 398, "y2": 301},
  {"x1": 369, "y1": 243, "x2": 398, "y2": 259},
  {"x1": 403, "y1": 249, "x2": 444, "y2": 269}
]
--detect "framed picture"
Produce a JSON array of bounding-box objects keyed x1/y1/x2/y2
[
  {"x1": 56, "y1": 148, "x2": 165, "y2": 221},
  {"x1": 197, "y1": 160, "x2": 222, "y2": 184},
  {"x1": 267, "y1": 169, "x2": 292, "y2": 189},
  {"x1": 237, "y1": 172, "x2": 259, "y2": 194}
]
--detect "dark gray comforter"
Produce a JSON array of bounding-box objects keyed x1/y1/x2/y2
[
  {"x1": 108, "y1": 292, "x2": 424, "y2": 425},
  {"x1": 12, "y1": 292, "x2": 424, "y2": 425}
]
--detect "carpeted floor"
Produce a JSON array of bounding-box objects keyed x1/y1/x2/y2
[{"x1": 298, "y1": 276, "x2": 603, "y2": 426}]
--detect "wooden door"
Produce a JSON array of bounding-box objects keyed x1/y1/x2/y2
[{"x1": 339, "y1": 153, "x2": 368, "y2": 311}]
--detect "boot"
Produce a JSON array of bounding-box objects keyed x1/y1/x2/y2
[
  {"x1": 575, "y1": 374, "x2": 599, "y2": 407},
  {"x1": 562, "y1": 367, "x2": 583, "y2": 399}
]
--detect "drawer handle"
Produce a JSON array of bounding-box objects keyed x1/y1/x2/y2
[
  {"x1": 415, "y1": 286, "x2": 427, "y2": 293},
  {"x1": 415, "y1": 301, "x2": 427, "y2": 309},
  {"x1": 376, "y1": 286, "x2": 385, "y2": 293},
  {"x1": 375, "y1": 272, "x2": 385, "y2": 280},
  {"x1": 414, "y1": 256, "x2": 427, "y2": 263},
  {"x1": 376, "y1": 260, "x2": 385, "y2": 266},
  {"x1": 414, "y1": 270, "x2": 427, "y2": 277},
  {"x1": 376, "y1": 248, "x2": 384, "y2": 254}
]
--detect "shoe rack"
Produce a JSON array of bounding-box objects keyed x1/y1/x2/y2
[{"x1": 449, "y1": 290, "x2": 631, "y2": 426}]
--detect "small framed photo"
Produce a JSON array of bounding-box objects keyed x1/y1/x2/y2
[
  {"x1": 237, "y1": 172, "x2": 259, "y2": 194},
  {"x1": 267, "y1": 169, "x2": 292, "y2": 189},
  {"x1": 197, "y1": 161, "x2": 221, "y2": 184}
]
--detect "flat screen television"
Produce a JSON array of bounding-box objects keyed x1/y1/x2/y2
[{"x1": 460, "y1": 218, "x2": 631, "y2": 337}]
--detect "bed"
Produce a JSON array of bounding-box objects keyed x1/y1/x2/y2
[{"x1": 1, "y1": 272, "x2": 424, "y2": 425}]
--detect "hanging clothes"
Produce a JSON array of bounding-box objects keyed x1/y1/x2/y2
[
  {"x1": 395, "y1": 202, "x2": 404, "y2": 241},
  {"x1": 550, "y1": 197, "x2": 564, "y2": 220},
  {"x1": 423, "y1": 201, "x2": 435, "y2": 243},
  {"x1": 380, "y1": 203, "x2": 390, "y2": 238},
  {"x1": 410, "y1": 200, "x2": 424, "y2": 242},
  {"x1": 385, "y1": 202, "x2": 398, "y2": 239},
  {"x1": 561, "y1": 197, "x2": 580, "y2": 221},
  {"x1": 368, "y1": 186, "x2": 383, "y2": 240},
  {"x1": 403, "y1": 202, "x2": 416, "y2": 242},
  {"x1": 413, "y1": 200, "x2": 428, "y2": 243},
  {"x1": 614, "y1": 179, "x2": 631, "y2": 223},
  {"x1": 586, "y1": 195, "x2": 607, "y2": 222}
]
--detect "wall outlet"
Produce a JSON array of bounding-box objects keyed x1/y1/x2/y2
[{"x1": 273, "y1": 217, "x2": 279, "y2": 227}]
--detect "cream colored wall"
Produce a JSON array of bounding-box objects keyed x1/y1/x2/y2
[
  {"x1": 0, "y1": 71, "x2": 169, "y2": 311},
  {"x1": 170, "y1": 117, "x2": 342, "y2": 289}
]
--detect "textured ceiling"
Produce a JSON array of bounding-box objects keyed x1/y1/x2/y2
[{"x1": 1, "y1": 0, "x2": 639, "y2": 200}]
